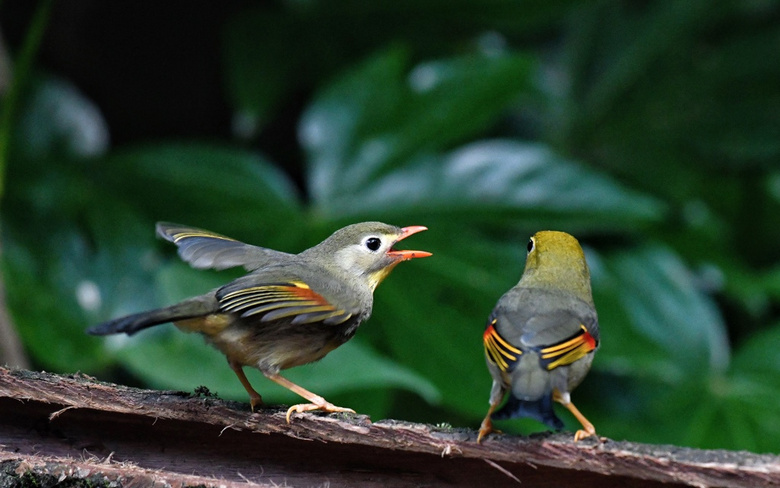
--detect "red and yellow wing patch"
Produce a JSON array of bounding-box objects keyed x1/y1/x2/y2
[
  {"x1": 539, "y1": 325, "x2": 597, "y2": 371},
  {"x1": 483, "y1": 319, "x2": 523, "y2": 372},
  {"x1": 219, "y1": 281, "x2": 352, "y2": 325}
]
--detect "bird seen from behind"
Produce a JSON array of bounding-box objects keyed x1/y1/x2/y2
[{"x1": 478, "y1": 230, "x2": 599, "y2": 442}]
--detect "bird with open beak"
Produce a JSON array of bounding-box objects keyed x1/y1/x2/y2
[{"x1": 89, "y1": 221, "x2": 431, "y2": 421}]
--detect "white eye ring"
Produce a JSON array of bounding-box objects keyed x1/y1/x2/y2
[{"x1": 527, "y1": 237, "x2": 535, "y2": 254}]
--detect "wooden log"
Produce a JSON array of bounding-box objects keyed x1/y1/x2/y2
[{"x1": 1, "y1": 367, "x2": 778, "y2": 487}]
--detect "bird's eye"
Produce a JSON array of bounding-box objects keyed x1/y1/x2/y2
[
  {"x1": 365, "y1": 237, "x2": 382, "y2": 251},
  {"x1": 527, "y1": 238, "x2": 535, "y2": 253}
]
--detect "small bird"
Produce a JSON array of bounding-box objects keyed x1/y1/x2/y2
[
  {"x1": 88, "y1": 221, "x2": 431, "y2": 421},
  {"x1": 478, "y1": 231, "x2": 599, "y2": 442}
]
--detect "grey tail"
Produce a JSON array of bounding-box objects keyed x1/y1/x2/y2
[
  {"x1": 87, "y1": 297, "x2": 215, "y2": 336},
  {"x1": 492, "y1": 393, "x2": 564, "y2": 431}
]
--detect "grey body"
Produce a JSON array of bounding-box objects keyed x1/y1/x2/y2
[
  {"x1": 489, "y1": 287, "x2": 598, "y2": 403},
  {"x1": 479, "y1": 230, "x2": 600, "y2": 440}
]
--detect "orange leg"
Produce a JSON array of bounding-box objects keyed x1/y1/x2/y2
[
  {"x1": 553, "y1": 390, "x2": 596, "y2": 441},
  {"x1": 477, "y1": 392, "x2": 505, "y2": 443},
  {"x1": 264, "y1": 372, "x2": 355, "y2": 423},
  {"x1": 229, "y1": 360, "x2": 263, "y2": 411}
]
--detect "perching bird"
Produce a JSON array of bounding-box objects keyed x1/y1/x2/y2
[
  {"x1": 88, "y1": 221, "x2": 431, "y2": 421},
  {"x1": 478, "y1": 231, "x2": 599, "y2": 442}
]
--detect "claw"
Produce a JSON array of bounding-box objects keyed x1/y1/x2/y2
[
  {"x1": 249, "y1": 393, "x2": 263, "y2": 412},
  {"x1": 573, "y1": 426, "x2": 596, "y2": 442},
  {"x1": 478, "y1": 416, "x2": 504, "y2": 443}
]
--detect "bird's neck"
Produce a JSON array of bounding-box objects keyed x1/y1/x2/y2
[
  {"x1": 365, "y1": 261, "x2": 401, "y2": 291},
  {"x1": 519, "y1": 267, "x2": 594, "y2": 306}
]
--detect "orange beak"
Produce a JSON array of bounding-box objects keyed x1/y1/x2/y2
[{"x1": 386, "y1": 225, "x2": 432, "y2": 260}]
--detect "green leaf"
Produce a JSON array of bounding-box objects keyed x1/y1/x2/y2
[
  {"x1": 593, "y1": 244, "x2": 731, "y2": 382},
  {"x1": 624, "y1": 322, "x2": 780, "y2": 452},
  {"x1": 320, "y1": 140, "x2": 665, "y2": 230},
  {"x1": 3, "y1": 136, "x2": 310, "y2": 372},
  {"x1": 3, "y1": 231, "x2": 96, "y2": 371},
  {"x1": 15, "y1": 76, "x2": 110, "y2": 161},
  {"x1": 301, "y1": 48, "x2": 535, "y2": 208},
  {"x1": 222, "y1": 0, "x2": 584, "y2": 129},
  {"x1": 730, "y1": 324, "x2": 780, "y2": 392},
  {"x1": 3, "y1": 208, "x2": 155, "y2": 372},
  {"x1": 93, "y1": 143, "x2": 304, "y2": 244}
]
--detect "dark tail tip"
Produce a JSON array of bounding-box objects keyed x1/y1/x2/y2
[
  {"x1": 493, "y1": 393, "x2": 564, "y2": 431},
  {"x1": 86, "y1": 322, "x2": 119, "y2": 336},
  {"x1": 87, "y1": 300, "x2": 207, "y2": 337},
  {"x1": 86, "y1": 312, "x2": 160, "y2": 336}
]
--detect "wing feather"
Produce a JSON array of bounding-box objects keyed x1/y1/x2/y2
[
  {"x1": 156, "y1": 222, "x2": 293, "y2": 271},
  {"x1": 217, "y1": 281, "x2": 352, "y2": 326},
  {"x1": 483, "y1": 316, "x2": 523, "y2": 373},
  {"x1": 295, "y1": 310, "x2": 353, "y2": 325},
  {"x1": 536, "y1": 324, "x2": 598, "y2": 371}
]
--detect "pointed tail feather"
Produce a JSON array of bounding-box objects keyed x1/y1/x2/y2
[
  {"x1": 492, "y1": 393, "x2": 564, "y2": 431},
  {"x1": 87, "y1": 297, "x2": 217, "y2": 336}
]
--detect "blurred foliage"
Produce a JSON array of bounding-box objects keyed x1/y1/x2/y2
[{"x1": 2, "y1": 0, "x2": 780, "y2": 453}]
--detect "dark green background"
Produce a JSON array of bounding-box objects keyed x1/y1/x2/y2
[{"x1": 2, "y1": 1, "x2": 779, "y2": 453}]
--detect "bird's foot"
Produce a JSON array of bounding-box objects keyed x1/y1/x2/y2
[
  {"x1": 248, "y1": 393, "x2": 264, "y2": 412},
  {"x1": 477, "y1": 418, "x2": 502, "y2": 443},
  {"x1": 573, "y1": 425, "x2": 596, "y2": 442},
  {"x1": 552, "y1": 389, "x2": 596, "y2": 442},
  {"x1": 285, "y1": 402, "x2": 356, "y2": 423}
]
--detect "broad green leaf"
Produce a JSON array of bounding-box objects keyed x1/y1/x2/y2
[
  {"x1": 723, "y1": 325, "x2": 780, "y2": 452},
  {"x1": 15, "y1": 76, "x2": 109, "y2": 161},
  {"x1": 322, "y1": 140, "x2": 664, "y2": 230},
  {"x1": 593, "y1": 245, "x2": 730, "y2": 381},
  {"x1": 3, "y1": 207, "x2": 156, "y2": 372},
  {"x1": 301, "y1": 48, "x2": 535, "y2": 207},
  {"x1": 284, "y1": 338, "x2": 440, "y2": 406},
  {"x1": 92, "y1": 143, "x2": 304, "y2": 245},
  {"x1": 574, "y1": 0, "x2": 717, "y2": 127},
  {"x1": 223, "y1": 0, "x2": 583, "y2": 127},
  {"x1": 2, "y1": 140, "x2": 161, "y2": 372},
  {"x1": 3, "y1": 231, "x2": 100, "y2": 371},
  {"x1": 615, "y1": 323, "x2": 780, "y2": 453},
  {"x1": 2, "y1": 140, "x2": 307, "y2": 372}
]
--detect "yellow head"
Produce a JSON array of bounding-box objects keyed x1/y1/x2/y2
[{"x1": 518, "y1": 230, "x2": 593, "y2": 304}]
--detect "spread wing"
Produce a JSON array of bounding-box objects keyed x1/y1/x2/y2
[
  {"x1": 217, "y1": 279, "x2": 354, "y2": 326},
  {"x1": 157, "y1": 222, "x2": 293, "y2": 271}
]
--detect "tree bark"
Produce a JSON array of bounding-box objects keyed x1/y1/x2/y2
[{"x1": 0, "y1": 367, "x2": 778, "y2": 487}]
